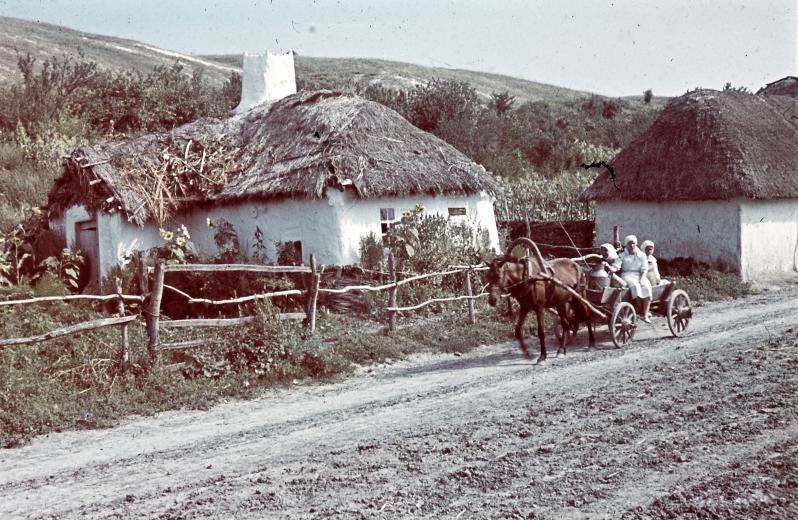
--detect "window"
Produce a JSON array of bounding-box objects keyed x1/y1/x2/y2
[
  {"x1": 448, "y1": 207, "x2": 467, "y2": 217},
  {"x1": 380, "y1": 208, "x2": 397, "y2": 237}
]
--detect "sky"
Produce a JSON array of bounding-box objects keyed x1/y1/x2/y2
[{"x1": 0, "y1": 0, "x2": 795, "y2": 97}]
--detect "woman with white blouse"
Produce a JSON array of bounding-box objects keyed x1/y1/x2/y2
[{"x1": 619, "y1": 235, "x2": 653, "y2": 322}]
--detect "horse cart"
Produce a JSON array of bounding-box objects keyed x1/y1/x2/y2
[
  {"x1": 555, "y1": 282, "x2": 694, "y2": 348},
  {"x1": 491, "y1": 237, "x2": 694, "y2": 357}
]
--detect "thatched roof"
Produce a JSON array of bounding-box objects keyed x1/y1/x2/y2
[
  {"x1": 756, "y1": 76, "x2": 798, "y2": 97},
  {"x1": 579, "y1": 89, "x2": 798, "y2": 202},
  {"x1": 48, "y1": 90, "x2": 499, "y2": 226}
]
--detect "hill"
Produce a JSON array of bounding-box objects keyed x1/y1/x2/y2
[
  {"x1": 0, "y1": 16, "x2": 665, "y2": 108},
  {"x1": 0, "y1": 16, "x2": 235, "y2": 85},
  {"x1": 202, "y1": 54, "x2": 612, "y2": 106}
]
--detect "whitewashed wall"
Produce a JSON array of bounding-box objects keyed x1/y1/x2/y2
[
  {"x1": 183, "y1": 190, "x2": 500, "y2": 266},
  {"x1": 55, "y1": 191, "x2": 500, "y2": 283},
  {"x1": 595, "y1": 200, "x2": 742, "y2": 271},
  {"x1": 739, "y1": 199, "x2": 798, "y2": 281},
  {"x1": 54, "y1": 205, "x2": 163, "y2": 283}
]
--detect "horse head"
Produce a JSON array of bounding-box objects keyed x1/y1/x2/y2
[
  {"x1": 486, "y1": 258, "x2": 505, "y2": 307},
  {"x1": 486, "y1": 257, "x2": 527, "y2": 307}
]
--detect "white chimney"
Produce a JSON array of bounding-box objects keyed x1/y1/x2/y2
[{"x1": 235, "y1": 50, "x2": 297, "y2": 114}]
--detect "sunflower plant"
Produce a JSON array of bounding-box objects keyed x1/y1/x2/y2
[{"x1": 159, "y1": 224, "x2": 196, "y2": 264}]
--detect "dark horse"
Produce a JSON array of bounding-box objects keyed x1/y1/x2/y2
[{"x1": 486, "y1": 238, "x2": 595, "y2": 364}]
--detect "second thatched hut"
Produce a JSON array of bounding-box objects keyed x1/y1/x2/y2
[{"x1": 580, "y1": 84, "x2": 798, "y2": 281}]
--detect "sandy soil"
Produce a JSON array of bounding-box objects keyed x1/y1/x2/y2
[{"x1": 1, "y1": 287, "x2": 797, "y2": 519}]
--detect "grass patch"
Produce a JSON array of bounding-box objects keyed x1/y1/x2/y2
[
  {"x1": 0, "y1": 296, "x2": 515, "y2": 448},
  {"x1": 669, "y1": 268, "x2": 753, "y2": 304}
]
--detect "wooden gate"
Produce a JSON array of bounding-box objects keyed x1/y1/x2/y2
[{"x1": 76, "y1": 220, "x2": 100, "y2": 286}]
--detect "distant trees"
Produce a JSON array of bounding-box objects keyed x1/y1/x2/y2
[
  {"x1": 643, "y1": 89, "x2": 653, "y2": 104},
  {"x1": 0, "y1": 52, "x2": 241, "y2": 139},
  {"x1": 361, "y1": 78, "x2": 659, "y2": 180},
  {"x1": 723, "y1": 82, "x2": 750, "y2": 93},
  {"x1": 0, "y1": 52, "x2": 243, "y2": 234}
]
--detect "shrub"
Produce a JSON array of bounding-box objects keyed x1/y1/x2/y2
[
  {"x1": 34, "y1": 248, "x2": 84, "y2": 292},
  {"x1": 494, "y1": 169, "x2": 598, "y2": 222},
  {"x1": 209, "y1": 218, "x2": 241, "y2": 262},
  {"x1": 175, "y1": 301, "x2": 307, "y2": 380},
  {"x1": 32, "y1": 271, "x2": 70, "y2": 297},
  {"x1": 276, "y1": 240, "x2": 302, "y2": 266},
  {"x1": 381, "y1": 205, "x2": 490, "y2": 312},
  {"x1": 358, "y1": 232, "x2": 384, "y2": 271}
]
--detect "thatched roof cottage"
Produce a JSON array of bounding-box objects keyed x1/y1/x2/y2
[
  {"x1": 580, "y1": 83, "x2": 798, "y2": 282},
  {"x1": 47, "y1": 52, "x2": 501, "y2": 284}
]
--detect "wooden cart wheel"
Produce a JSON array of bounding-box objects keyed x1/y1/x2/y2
[
  {"x1": 609, "y1": 301, "x2": 637, "y2": 348},
  {"x1": 666, "y1": 289, "x2": 692, "y2": 337}
]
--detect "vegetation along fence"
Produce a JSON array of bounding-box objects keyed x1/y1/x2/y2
[{"x1": 0, "y1": 253, "x2": 489, "y2": 371}]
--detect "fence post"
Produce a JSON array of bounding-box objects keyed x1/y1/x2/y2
[
  {"x1": 613, "y1": 225, "x2": 620, "y2": 250},
  {"x1": 464, "y1": 268, "x2": 476, "y2": 324},
  {"x1": 146, "y1": 261, "x2": 165, "y2": 362},
  {"x1": 115, "y1": 278, "x2": 129, "y2": 372},
  {"x1": 307, "y1": 255, "x2": 320, "y2": 333},
  {"x1": 137, "y1": 251, "x2": 149, "y2": 295},
  {"x1": 387, "y1": 252, "x2": 397, "y2": 332}
]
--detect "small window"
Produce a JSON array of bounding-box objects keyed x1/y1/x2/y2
[
  {"x1": 380, "y1": 208, "x2": 397, "y2": 237},
  {"x1": 448, "y1": 207, "x2": 467, "y2": 217}
]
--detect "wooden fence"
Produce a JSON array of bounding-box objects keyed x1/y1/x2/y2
[{"x1": 0, "y1": 253, "x2": 489, "y2": 370}]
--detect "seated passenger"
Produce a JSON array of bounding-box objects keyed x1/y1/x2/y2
[
  {"x1": 619, "y1": 235, "x2": 653, "y2": 322},
  {"x1": 589, "y1": 243, "x2": 625, "y2": 289},
  {"x1": 641, "y1": 240, "x2": 667, "y2": 286}
]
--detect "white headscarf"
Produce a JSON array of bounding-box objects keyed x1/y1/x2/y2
[
  {"x1": 600, "y1": 243, "x2": 618, "y2": 260},
  {"x1": 624, "y1": 235, "x2": 638, "y2": 246},
  {"x1": 641, "y1": 240, "x2": 655, "y2": 251}
]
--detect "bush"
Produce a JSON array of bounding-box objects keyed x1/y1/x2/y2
[
  {"x1": 358, "y1": 232, "x2": 384, "y2": 271},
  {"x1": 381, "y1": 205, "x2": 490, "y2": 312}
]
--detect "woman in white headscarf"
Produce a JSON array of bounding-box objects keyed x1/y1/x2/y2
[
  {"x1": 641, "y1": 240, "x2": 665, "y2": 286},
  {"x1": 589, "y1": 243, "x2": 622, "y2": 289},
  {"x1": 619, "y1": 235, "x2": 653, "y2": 322}
]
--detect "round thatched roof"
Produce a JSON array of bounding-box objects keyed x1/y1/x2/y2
[
  {"x1": 220, "y1": 90, "x2": 500, "y2": 201},
  {"x1": 579, "y1": 89, "x2": 798, "y2": 202},
  {"x1": 48, "y1": 90, "x2": 500, "y2": 225}
]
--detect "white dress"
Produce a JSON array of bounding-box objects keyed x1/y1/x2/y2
[
  {"x1": 646, "y1": 255, "x2": 661, "y2": 285},
  {"x1": 619, "y1": 249, "x2": 653, "y2": 299}
]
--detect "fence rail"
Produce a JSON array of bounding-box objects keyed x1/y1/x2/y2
[
  {"x1": 1, "y1": 253, "x2": 490, "y2": 368},
  {"x1": 0, "y1": 315, "x2": 137, "y2": 347},
  {"x1": 0, "y1": 293, "x2": 144, "y2": 307}
]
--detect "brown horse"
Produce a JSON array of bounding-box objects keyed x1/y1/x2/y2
[{"x1": 486, "y1": 238, "x2": 595, "y2": 364}]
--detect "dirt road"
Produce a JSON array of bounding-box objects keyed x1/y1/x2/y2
[{"x1": 1, "y1": 288, "x2": 797, "y2": 519}]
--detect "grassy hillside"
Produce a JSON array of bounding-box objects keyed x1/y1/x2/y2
[
  {"x1": 0, "y1": 16, "x2": 665, "y2": 107},
  {"x1": 0, "y1": 16, "x2": 235, "y2": 85},
  {"x1": 202, "y1": 54, "x2": 625, "y2": 106}
]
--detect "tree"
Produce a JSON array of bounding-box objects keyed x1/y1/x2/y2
[
  {"x1": 407, "y1": 78, "x2": 479, "y2": 132},
  {"x1": 643, "y1": 89, "x2": 653, "y2": 104},
  {"x1": 723, "y1": 82, "x2": 750, "y2": 93},
  {"x1": 490, "y1": 91, "x2": 516, "y2": 116}
]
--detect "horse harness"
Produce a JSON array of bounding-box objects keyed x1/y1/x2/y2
[{"x1": 499, "y1": 260, "x2": 558, "y2": 304}]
